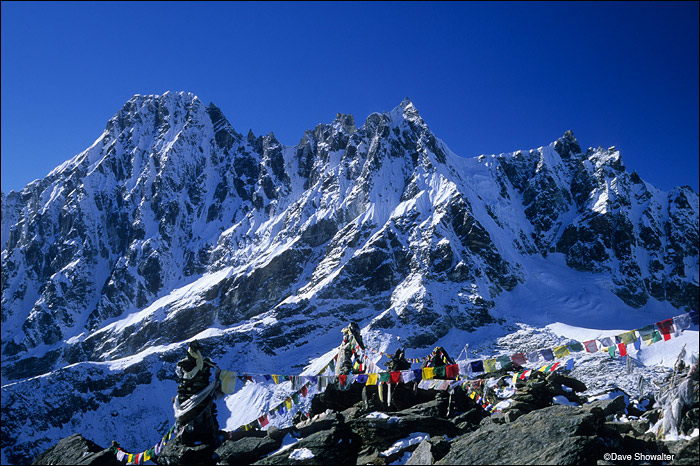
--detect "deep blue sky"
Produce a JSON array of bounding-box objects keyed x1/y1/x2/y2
[{"x1": 2, "y1": 1, "x2": 698, "y2": 193}]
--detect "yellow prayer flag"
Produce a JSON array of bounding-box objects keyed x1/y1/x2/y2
[
  {"x1": 483, "y1": 359, "x2": 497, "y2": 372},
  {"x1": 128, "y1": 454, "x2": 133, "y2": 463},
  {"x1": 512, "y1": 373, "x2": 518, "y2": 385},
  {"x1": 538, "y1": 365, "x2": 548, "y2": 372},
  {"x1": 553, "y1": 345, "x2": 570, "y2": 358},
  {"x1": 272, "y1": 374, "x2": 279, "y2": 384},
  {"x1": 285, "y1": 398, "x2": 293, "y2": 409},
  {"x1": 469, "y1": 391, "x2": 476, "y2": 399},
  {"x1": 619, "y1": 331, "x2": 637, "y2": 345},
  {"x1": 422, "y1": 367, "x2": 435, "y2": 380},
  {"x1": 144, "y1": 450, "x2": 151, "y2": 461},
  {"x1": 366, "y1": 373, "x2": 378, "y2": 385}
]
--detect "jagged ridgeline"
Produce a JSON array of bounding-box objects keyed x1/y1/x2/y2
[{"x1": 1, "y1": 92, "x2": 698, "y2": 464}]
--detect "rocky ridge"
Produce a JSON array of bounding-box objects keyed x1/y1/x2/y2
[{"x1": 31, "y1": 360, "x2": 699, "y2": 465}]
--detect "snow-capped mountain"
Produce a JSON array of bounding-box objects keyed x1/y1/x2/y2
[{"x1": 1, "y1": 92, "x2": 698, "y2": 464}]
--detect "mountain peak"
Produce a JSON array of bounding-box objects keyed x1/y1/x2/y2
[
  {"x1": 107, "y1": 91, "x2": 205, "y2": 134},
  {"x1": 400, "y1": 96, "x2": 414, "y2": 107},
  {"x1": 554, "y1": 129, "x2": 582, "y2": 158},
  {"x1": 333, "y1": 112, "x2": 356, "y2": 134},
  {"x1": 385, "y1": 97, "x2": 422, "y2": 126},
  {"x1": 126, "y1": 91, "x2": 200, "y2": 107}
]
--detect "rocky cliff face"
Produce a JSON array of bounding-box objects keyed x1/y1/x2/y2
[{"x1": 1, "y1": 92, "x2": 698, "y2": 464}]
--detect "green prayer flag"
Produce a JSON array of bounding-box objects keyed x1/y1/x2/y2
[
  {"x1": 652, "y1": 330, "x2": 662, "y2": 343},
  {"x1": 497, "y1": 355, "x2": 513, "y2": 371},
  {"x1": 566, "y1": 341, "x2": 584, "y2": 352},
  {"x1": 379, "y1": 372, "x2": 390, "y2": 383},
  {"x1": 607, "y1": 346, "x2": 616, "y2": 358},
  {"x1": 434, "y1": 366, "x2": 446, "y2": 378},
  {"x1": 292, "y1": 393, "x2": 299, "y2": 404}
]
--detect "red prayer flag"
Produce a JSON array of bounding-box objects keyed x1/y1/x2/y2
[
  {"x1": 446, "y1": 364, "x2": 459, "y2": 378},
  {"x1": 300, "y1": 385, "x2": 308, "y2": 397},
  {"x1": 583, "y1": 340, "x2": 598, "y2": 353},
  {"x1": 390, "y1": 372, "x2": 401, "y2": 384},
  {"x1": 550, "y1": 362, "x2": 561, "y2": 372},
  {"x1": 656, "y1": 319, "x2": 674, "y2": 341},
  {"x1": 510, "y1": 353, "x2": 527, "y2": 366},
  {"x1": 617, "y1": 342, "x2": 627, "y2": 357}
]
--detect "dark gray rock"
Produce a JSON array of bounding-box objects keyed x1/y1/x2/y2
[
  {"x1": 583, "y1": 395, "x2": 627, "y2": 417},
  {"x1": 295, "y1": 411, "x2": 344, "y2": 438},
  {"x1": 214, "y1": 435, "x2": 282, "y2": 465},
  {"x1": 349, "y1": 412, "x2": 458, "y2": 454},
  {"x1": 156, "y1": 435, "x2": 216, "y2": 466},
  {"x1": 253, "y1": 424, "x2": 360, "y2": 465},
  {"x1": 437, "y1": 405, "x2": 603, "y2": 465},
  {"x1": 406, "y1": 436, "x2": 450, "y2": 465},
  {"x1": 667, "y1": 436, "x2": 699, "y2": 465},
  {"x1": 31, "y1": 434, "x2": 120, "y2": 465}
]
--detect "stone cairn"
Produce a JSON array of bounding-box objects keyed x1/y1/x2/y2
[{"x1": 157, "y1": 340, "x2": 220, "y2": 465}]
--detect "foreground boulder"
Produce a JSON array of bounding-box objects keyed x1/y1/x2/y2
[
  {"x1": 31, "y1": 434, "x2": 119, "y2": 466},
  {"x1": 254, "y1": 422, "x2": 361, "y2": 465},
  {"x1": 438, "y1": 405, "x2": 605, "y2": 465}
]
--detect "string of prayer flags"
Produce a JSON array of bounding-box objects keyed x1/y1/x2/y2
[{"x1": 113, "y1": 424, "x2": 178, "y2": 464}]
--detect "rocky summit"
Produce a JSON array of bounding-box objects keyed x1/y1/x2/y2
[{"x1": 1, "y1": 92, "x2": 699, "y2": 464}]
